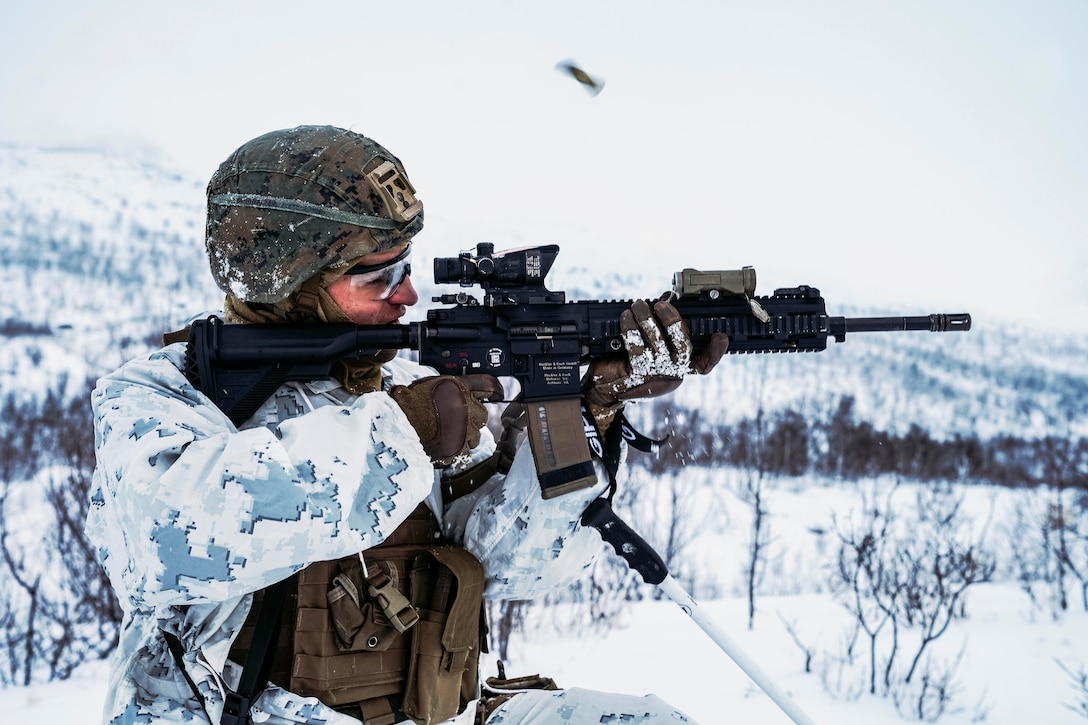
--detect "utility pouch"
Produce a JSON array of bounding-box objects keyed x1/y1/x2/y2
[
  {"x1": 292, "y1": 557, "x2": 413, "y2": 708},
  {"x1": 327, "y1": 556, "x2": 415, "y2": 653},
  {"x1": 402, "y1": 547, "x2": 485, "y2": 725},
  {"x1": 311, "y1": 545, "x2": 484, "y2": 725}
]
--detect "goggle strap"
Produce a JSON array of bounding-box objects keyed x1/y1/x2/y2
[{"x1": 342, "y1": 244, "x2": 412, "y2": 275}]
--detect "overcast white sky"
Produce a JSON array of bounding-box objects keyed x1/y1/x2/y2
[{"x1": 2, "y1": 0, "x2": 1086, "y2": 331}]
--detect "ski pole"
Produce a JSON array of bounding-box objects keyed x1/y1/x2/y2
[{"x1": 582, "y1": 498, "x2": 818, "y2": 725}]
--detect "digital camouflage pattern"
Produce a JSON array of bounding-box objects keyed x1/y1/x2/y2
[
  {"x1": 205, "y1": 126, "x2": 424, "y2": 304},
  {"x1": 87, "y1": 345, "x2": 700, "y2": 723}
]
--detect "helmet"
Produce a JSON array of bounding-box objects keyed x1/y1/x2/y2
[{"x1": 205, "y1": 125, "x2": 423, "y2": 304}]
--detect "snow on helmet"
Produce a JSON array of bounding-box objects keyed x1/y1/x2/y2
[{"x1": 205, "y1": 125, "x2": 423, "y2": 303}]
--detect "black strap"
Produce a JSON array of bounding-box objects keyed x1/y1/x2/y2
[
  {"x1": 617, "y1": 413, "x2": 666, "y2": 454},
  {"x1": 600, "y1": 412, "x2": 625, "y2": 501},
  {"x1": 223, "y1": 577, "x2": 291, "y2": 725},
  {"x1": 580, "y1": 404, "x2": 664, "y2": 502},
  {"x1": 465, "y1": 400, "x2": 661, "y2": 505},
  {"x1": 163, "y1": 577, "x2": 290, "y2": 725},
  {"x1": 163, "y1": 628, "x2": 213, "y2": 723}
]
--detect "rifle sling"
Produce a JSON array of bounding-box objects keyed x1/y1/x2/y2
[
  {"x1": 225, "y1": 577, "x2": 291, "y2": 724},
  {"x1": 163, "y1": 577, "x2": 291, "y2": 725},
  {"x1": 162, "y1": 628, "x2": 212, "y2": 723},
  {"x1": 441, "y1": 401, "x2": 526, "y2": 503},
  {"x1": 441, "y1": 458, "x2": 499, "y2": 503}
]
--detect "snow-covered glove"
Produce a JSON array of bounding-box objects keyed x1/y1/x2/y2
[
  {"x1": 582, "y1": 298, "x2": 729, "y2": 430},
  {"x1": 389, "y1": 374, "x2": 503, "y2": 466}
]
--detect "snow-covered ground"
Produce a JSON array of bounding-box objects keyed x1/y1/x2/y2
[
  {"x1": 3, "y1": 473, "x2": 1087, "y2": 724},
  {"x1": 514, "y1": 583, "x2": 1088, "y2": 724},
  {"x1": 1, "y1": 583, "x2": 1085, "y2": 724}
]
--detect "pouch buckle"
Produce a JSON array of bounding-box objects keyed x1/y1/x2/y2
[{"x1": 367, "y1": 571, "x2": 420, "y2": 633}]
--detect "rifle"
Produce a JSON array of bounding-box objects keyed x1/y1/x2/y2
[{"x1": 184, "y1": 242, "x2": 971, "y2": 498}]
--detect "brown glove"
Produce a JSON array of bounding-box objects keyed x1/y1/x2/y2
[
  {"x1": 389, "y1": 375, "x2": 503, "y2": 466},
  {"x1": 582, "y1": 298, "x2": 729, "y2": 428}
]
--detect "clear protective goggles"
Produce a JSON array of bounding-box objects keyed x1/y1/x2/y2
[{"x1": 342, "y1": 244, "x2": 412, "y2": 300}]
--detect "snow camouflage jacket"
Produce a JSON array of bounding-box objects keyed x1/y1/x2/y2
[{"x1": 87, "y1": 343, "x2": 612, "y2": 725}]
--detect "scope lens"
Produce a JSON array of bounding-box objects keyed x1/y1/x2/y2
[{"x1": 434, "y1": 257, "x2": 468, "y2": 284}]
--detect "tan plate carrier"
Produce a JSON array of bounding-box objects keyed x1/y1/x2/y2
[{"x1": 229, "y1": 505, "x2": 485, "y2": 725}]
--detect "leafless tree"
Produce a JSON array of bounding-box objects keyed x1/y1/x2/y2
[
  {"x1": 1003, "y1": 413, "x2": 1088, "y2": 618},
  {"x1": 0, "y1": 381, "x2": 121, "y2": 684},
  {"x1": 830, "y1": 482, "x2": 901, "y2": 695},
  {"x1": 735, "y1": 364, "x2": 774, "y2": 630},
  {"x1": 1056, "y1": 658, "x2": 1088, "y2": 720},
  {"x1": 779, "y1": 613, "x2": 815, "y2": 674},
  {"x1": 828, "y1": 481, "x2": 993, "y2": 717},
  {"x1": 487, "y1": 600, "x2": 527, "y2": 662}
]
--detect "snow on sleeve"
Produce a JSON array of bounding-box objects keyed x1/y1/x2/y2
[{"x1": 457, "y1": 441, "x2": 611, "y2": 600}]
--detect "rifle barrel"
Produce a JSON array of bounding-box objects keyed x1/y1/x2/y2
[
  {"x1": 843, "y1": 313, "x2": 971, "y2": 333},
  {"x1": 826, "y1": 313, "x2": 970, "y2": 342}
]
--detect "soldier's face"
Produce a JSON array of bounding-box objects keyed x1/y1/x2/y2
[{"x1": 326, "y1": 246, "x2": 419, "y2": 324}]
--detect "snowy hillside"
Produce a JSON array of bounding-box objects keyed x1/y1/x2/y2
[
  {"x1": 4, "y1": 140, "x2": 1085, "y2": 601},
  {"x1": 2, "y1": 142, "x2": 1085, "y2": 441},
  {"x1": 0, "y1": 142, "x2": 211, "y2": 329},
  {"x1": 0, "y1": 143, "x2": 215, "y2": 402}
]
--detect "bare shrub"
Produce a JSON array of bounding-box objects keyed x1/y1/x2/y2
[
  {"x1": 1056, "y1": 659, "x2": 1088, "y2": 720},
  {"x1": 827, "y1": 480, "x2": 993, "y2": 719},
  {"x1": 0, "y1": 381, "x2": 121, "y2": 684}
]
